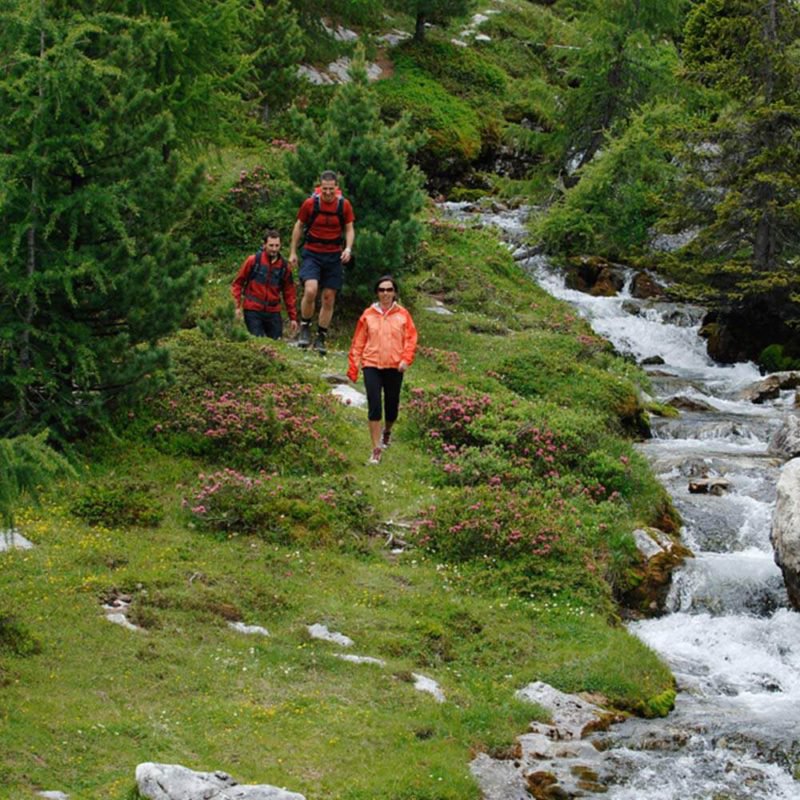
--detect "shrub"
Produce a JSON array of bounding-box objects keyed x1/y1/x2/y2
[
  {"x1": 376, "y1": 67, "x2": 481, "y2": 172},
  {"x1": 0, "y1": 614, "x2": 41, "y2": 657},
  {"x1": 396, "y1": 41, "x2": 507, "y2": 100},
  {"x1": 70, "y1": 479, "x2": 163, "y2": 527},
  {"x1": 156, "y1": 383, "x2": 346, "y2": 473},
  {"x1": 405, "y1": 386, "x2": 580, "y2": 486},
  {"x1": 183, "y1": 469, "x2": 374, "y2": 544},
  {"x1": 411, "y1": 485, "x2": 562, "y2": 562},
  {"x1": 191, "y1": 165, "x2": 291, "y2": 256},
  {"x1": 759, "y1": 343, "x2": 800, "y2": 372},
  {"x1": 165, "y1": 330, "x2": 291, "y2": 395}
]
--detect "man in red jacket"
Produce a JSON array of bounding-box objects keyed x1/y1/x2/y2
[
  {"x1": 288, "y1": 170, "x2": 355, "y2": 355},
  {"x1": 231, "y1": 230, "x2": 298, "y2": 340}
]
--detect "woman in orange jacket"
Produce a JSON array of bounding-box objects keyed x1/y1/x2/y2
[{"x1": 347, "y1": 275, "x2": 418, "y2": 465}]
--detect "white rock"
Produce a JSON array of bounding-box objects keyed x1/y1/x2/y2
[
  {"x1": 469, "y1": 753, "x2": 530, "y2": 799},
  {"x1": 228, "y1": 622, "x2": 270, "y2": 637},
  {"x1": 296, "y1": 65, "x2": 334, "y2": 85},
  {"x1": 333, "y1": 653, "x2": 386, "y2": 666},
  {"x1": 451, "y1": 39, "x2": 469, "y2": 47},
  {"x1": 412, "y1": 673, "x2": 445, "y2": 702},
  {"x1": 136, "y1": 763, "x2": 305, "y2": 800},
  {"x1": 38, "y1": 792, "x2": 69, "y2": 799},
  {"x1": 376, "y1": 30, "x2": 412, "y2": 45},
  {"x1": 472, "y1": 13, "x2": 490, "y2": 25},
  {"x1": 770, "y1": 457, "x2": 800, "y2": 609},
  {"x1": 475, "y1": 34, "x2": 492, "y2": 42},
  {"x1": 516, "y1": 681, "x2": 606, "y2": 739},
  {"x1": 307, "y1": 623, "x2": 353, "y2": 647},
  {"x1": 322, "y1": 22, "x2": 359, "y2": 42},
  {"x1": 633, "y1": 528, "x2": 667, "y2": 560},
  {"x1": 106, "y1": 613, "x2": 143, "y2": 632},
  {"x1": 424, "y1": 305, "x2": 454, "y2": 316},
  {"x1": 0, "y1": 529, "x2": 34, "y2": 551},
  {"x1": 331, "y1": 383, "x2": 367, "y2": 408}
]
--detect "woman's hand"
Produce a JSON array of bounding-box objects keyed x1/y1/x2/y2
[{"x1": 398, "y1": 360, "x2": 409, "y2": 372}]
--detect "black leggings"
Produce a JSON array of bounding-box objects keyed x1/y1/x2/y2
[{"x1": 363, "y1": 367, "x2": 404, "y2": 423}]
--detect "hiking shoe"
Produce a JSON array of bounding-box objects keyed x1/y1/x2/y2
[
  {"x1": 297, "y1": 324, "x2": 312, "y2": 348},
  {"x1": 380, "y1": 428, "x2": 392, "y2": 449},
  {"x1": 367, "y1": 447, "x2": 382, "y2": 465},
  {"x1": 313, "y1": 332, "x2": 327, "y2": 355}
]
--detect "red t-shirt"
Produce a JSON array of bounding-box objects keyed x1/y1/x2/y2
[{"x1": 297, "y1": 195, "x2": 355, "y2": 253}]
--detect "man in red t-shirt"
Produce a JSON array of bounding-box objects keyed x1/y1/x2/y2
[
  {"x1": 231, "y1": 230, "x2": 298, "y2": 340},
  {"x1": 288, "y1": 170, "x2": 355, "y2": 355}
]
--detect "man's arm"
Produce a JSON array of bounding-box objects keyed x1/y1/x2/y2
[
  {"x1": 288, "y1": 218, "x2": 304, "y2": 267},
  {"x1": 341, "y1": 221, "x2": 355, "y2": 264},
  {"x1": 231, "y1": 257, "x2": 252, "y2": 320}
]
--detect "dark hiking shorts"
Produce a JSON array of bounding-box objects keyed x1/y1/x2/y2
[{"x1": 299, "y1": 249, "x2": 344, "y2": 291}]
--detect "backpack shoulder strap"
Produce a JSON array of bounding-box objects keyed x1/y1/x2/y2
[{"x1": 246, "y1": 249, "x2": 262, "y2": 285}]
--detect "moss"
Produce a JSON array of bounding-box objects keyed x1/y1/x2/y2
[
  {"x1": 376, "y1": 66, "x2": 482, "y2": 170},
  {"x1": 641, "y1": 687, "x2": 677, "y2": 718}
]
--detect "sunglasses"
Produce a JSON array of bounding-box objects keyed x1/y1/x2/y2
[{"x1": 377, "y1": 287, "x2": 395, "y2": 293}]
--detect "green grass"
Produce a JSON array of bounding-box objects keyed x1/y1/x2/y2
[{"x1": 1, "y1": 162, "x2": 677, "y2": 800}]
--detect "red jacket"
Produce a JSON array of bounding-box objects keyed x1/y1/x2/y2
[
  {"x1": 348, "y1": 303, "x2": 418, "y2": 378},
  {"x1": 231, "y1": 251, "x2": 297, "y2": 319},
  {"x1": 297, "y1": 195, "x2": 355, "y2": 253}
]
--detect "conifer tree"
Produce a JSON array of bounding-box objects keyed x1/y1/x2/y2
[
  {"x1": 562, "y1": 0, "x2": 684, "y2": 177},
  {"x1": 286, "y1": 51, "x2": 425, "y2": 302},
  {"x1": 677, "y1": 0, "x2": 800, "y2": 354},
  {"x1": 0, "y1": 3, "x2": 205, "y2": 434},
  {"x1": 253, "y1": 0, "x2": 304, "y2": 121},
  {"x1": 392, "y1": 0, "x2": 472, "y2": 43}
]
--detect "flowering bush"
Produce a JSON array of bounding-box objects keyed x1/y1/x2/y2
[
  {"x1": 411, "y1": 485, "x2": 562, "y2": 562},
  {"x1": 157, "y1": 383, "x2": 346, "y2": 473},
  {"x1": 182, "y1": 469, "x2": 374, "y2": 544},
  {"x1": 407, "y1": 387, "x2": 492, "y2": 449},
  {"x1": 418, "y1": 346, "x2": 461, "y2": 373},
  {"x1": 406, "y1": 387, "x2": 576, "y2": 487}
]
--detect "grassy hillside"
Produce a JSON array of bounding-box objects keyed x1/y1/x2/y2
[
  {"x1": 1, "y1": 195, "x2": 677, "y2": 798},
  {"x1": 0, "y1": 3, "x2": 686, "y2": 797}
]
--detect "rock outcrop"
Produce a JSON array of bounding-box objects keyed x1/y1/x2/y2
[
  {"x1": 618, "y1": 528, "x2": 693, "y2": 617},
  {"x1": 770, "y1": 458, "x2": 800, "y2": 610},
  {"x1": 135, "y1": 763, "x2": 305, "y2": 800},
  {"x1": 470, "y1": 682, "x2": 627, "y2": 799}
]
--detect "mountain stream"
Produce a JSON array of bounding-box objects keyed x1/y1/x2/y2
[{"x1": 442, "y1": 203, "x2": 800, "y2": 799}]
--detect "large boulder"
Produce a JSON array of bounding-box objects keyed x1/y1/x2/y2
[
  {"x1": 618, "y1": 528, "x2": 693, "y2": 617},
  {"x1": 770, "y1": 458, "x2": 800, "y2": 610},
  {"x1": 135, "y1": 763, "x2": 305, "y2": 800},
  {"x1": 738, "y1": 372, "x2": 800, "y2": 404},
  {"x1": 565, "y1": 256, "x2": 626, "y2": 296},
  {"x1": 768, "y1": 414, "x2": 800, "y2": 459},
  {"x1": 630, "y1": 271, "x2": 665, "y2": 300}
]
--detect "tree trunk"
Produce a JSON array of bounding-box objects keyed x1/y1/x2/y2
[
  {"x1": 414, "y1": 12, "x2": 426, "y2": 42},
  {"x1": 17, "y1": 23, "x2": 46, "y2": 428}
]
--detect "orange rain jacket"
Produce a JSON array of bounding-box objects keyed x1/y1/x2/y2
[{"x1": 347, "y1": 303, "x2": 418, "y2": 380}]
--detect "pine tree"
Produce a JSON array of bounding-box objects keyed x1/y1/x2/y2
[
  {"x1": 676, "y1": 0, "x2": 800, "y2": 356},
  {"x1": 561, "y1": 0, "x2": 684, "y2": 178},
  {"x1": 286, "y1": 50, "x2": 426, "y2": 302},
  {"x1": 0, "y1": 3, "x2": 206, "y2": 434},
  {"x1": 0, "y1": 432, "x2": 74, "y2": 527},
  {"x1": 252, "y1": 0, "x2": 304, "y2": 122},
  {"x1": 392, "y1": 0, "x2": 472, "y2": 43}
]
